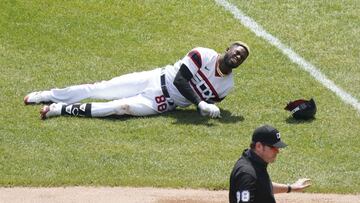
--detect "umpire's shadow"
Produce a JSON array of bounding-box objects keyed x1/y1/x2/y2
[{"x1": 162, "y1": 108, "x2": 245, "y2": 126}]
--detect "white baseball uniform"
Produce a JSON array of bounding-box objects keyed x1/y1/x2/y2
[{"x1": 39, "y1": 47, "x2": 234, "y2": 117}]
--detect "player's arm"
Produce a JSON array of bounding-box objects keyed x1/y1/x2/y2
[
  {"x1": 173, "y1": 64, "x2": 220, "y2": 118},
  {"x1": 232, "y1": 173, "x2": 256, "y2": 203},
  {"x1": 173, "y1": 64, "x2": 202, "y2": 105}
]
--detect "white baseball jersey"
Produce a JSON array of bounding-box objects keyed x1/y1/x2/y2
[
  {"x1": 40, "y1": 47, "x2": 234, "y2": 117},
  {"x1": 164, "y1": 47, "x2": 234, "y2": 107}
]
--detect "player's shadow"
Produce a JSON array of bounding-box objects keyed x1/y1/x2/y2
[
  {"x1": 162, "y1": 108, "x2": 245, "y2": 126},
  {"x1": 285, "y1": 116, "x2": 316, "y2": 124},
  {"x1": 95, "y1": 108, "x2": 244, "y2": 126}
]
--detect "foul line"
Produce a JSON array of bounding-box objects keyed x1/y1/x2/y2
[{"x1": 215, "y1": 0, "x2": 360, "y2": 114}]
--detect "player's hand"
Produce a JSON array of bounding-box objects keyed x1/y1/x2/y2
[
  {"x1": 291, "y1": 178, "x2": 311, "y2": 192},
  {"x1": 198, "y1": 101, "x2": 221, "y2": 118}
]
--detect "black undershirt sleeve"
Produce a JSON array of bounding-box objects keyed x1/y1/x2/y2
[{"x1": 173, "y1": 64, "x2": 202, "y2": 105}]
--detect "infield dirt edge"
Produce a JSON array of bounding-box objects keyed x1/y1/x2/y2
[{"x1": 1, "y1": 186, "x2": 360, "y2": 203}]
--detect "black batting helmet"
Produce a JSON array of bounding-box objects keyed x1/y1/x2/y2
[{"x1": 284, "y1": 98, "x2": 317, "y2": 120}]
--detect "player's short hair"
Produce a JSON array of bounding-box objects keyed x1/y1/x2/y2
[{"x1": 231, "y1": 41, "x2": 250, "y2": 56}]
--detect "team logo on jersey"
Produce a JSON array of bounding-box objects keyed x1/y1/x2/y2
[
  {"x1": 190, "y1": 71, "x2": 220, "y2": 101},
  {"x1": 191, "y1": 80, "x2": 216, "y2": 101}
]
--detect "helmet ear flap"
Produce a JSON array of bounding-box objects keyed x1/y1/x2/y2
[{"x1": 285, "y1": 98, "x2": 317, "y2": 120}]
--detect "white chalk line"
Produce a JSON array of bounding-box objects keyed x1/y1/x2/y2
[{"x1": 215, "y1": 0, "x2": 360, "y2": 114}]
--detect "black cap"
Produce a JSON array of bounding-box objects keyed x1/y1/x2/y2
[{"x1": 252, "y1": 125, "x2": 287, "y2": 148}]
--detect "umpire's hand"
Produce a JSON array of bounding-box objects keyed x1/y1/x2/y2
[{"x1": 291, "y1": 178, "x2": 312, "y2": 192}]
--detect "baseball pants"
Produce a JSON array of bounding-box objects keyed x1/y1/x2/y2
[{"x1": 44, "y1": 68, "x2": 176, "y2": 117}]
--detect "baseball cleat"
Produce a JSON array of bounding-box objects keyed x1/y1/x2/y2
[
  {"x1": 40, "y1": 103, "x2": 63, "y2": 120},
  {"x1": 24, "y1": 91, "x2": 51, "y2": 105}
]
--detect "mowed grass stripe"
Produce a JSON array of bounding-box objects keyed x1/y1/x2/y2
[{"x1": 215, "y1": 0, "x2": 360, "y2": 114}]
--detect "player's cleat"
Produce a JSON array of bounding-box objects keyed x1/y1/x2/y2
[
  {"x1": 40, "y1": 103, "x2": 63, "y2": 120},
  {"x1": 24, "y1": 91, "x2": 51, "y2": 105}
]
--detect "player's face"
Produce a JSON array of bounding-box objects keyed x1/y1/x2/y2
[
  {"x1": 223, "y1": 45, "x2": 248, "y2": 69},
  {"x1": 257, "y1": 143, "x2": 280, "y2": 163}
]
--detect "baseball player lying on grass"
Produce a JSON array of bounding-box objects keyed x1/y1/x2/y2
[{"x1": 24, "y1": 41, "x2": 250, "y2": 120}]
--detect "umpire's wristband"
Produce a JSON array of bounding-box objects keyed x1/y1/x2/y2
[{"x1": 287, "y1": 184, "x2": 292, "y2": 193}]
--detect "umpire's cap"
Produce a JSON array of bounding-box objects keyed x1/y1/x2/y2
[
  {"x1": 252, "y1": 125, "x2": 287, "y2": 148},
  {"x1": 285, "y1": 98, "x2": 317, "y2": 120}
]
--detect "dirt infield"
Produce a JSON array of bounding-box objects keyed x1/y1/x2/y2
[{"x1": 1, "y1": 187, "x2": 360, "y2": 203}]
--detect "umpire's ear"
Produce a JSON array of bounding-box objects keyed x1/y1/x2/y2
[{"x1": 255, "y1": 142, "x2": 264, "y2": 151}]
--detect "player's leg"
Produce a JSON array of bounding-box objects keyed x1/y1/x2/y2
[
  {"x1": 40, "y1": 89, "x2": 177, "y2": 120},
  {"x1": 47, "y1": 69, "x2": 160, "y2": 104},
  {"x1": 39, "y1": 102, "x2": 90, "y2": 120},
  {"x1": 40, "y1": 95, "x2": 163, "y2": 119},
  {"x1": 25, "y1": 82, "x2": 123, "y2": 105},
  {"x1": 88, "y1": 68, "x2": 161, "y2": 101},
  {"x1": 25, "y1": 68, "x2": 161, "y2": 105},
  {"x1": 24, "y1": 85, "x2": 95, "y2": 105},
  {"x1": 90, "y1": 90, "x2": 176, "y2": 117}
]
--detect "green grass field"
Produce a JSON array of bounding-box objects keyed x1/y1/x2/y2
[{"x1": 1, "y1": 0, "x2": 359, "y2": 194}]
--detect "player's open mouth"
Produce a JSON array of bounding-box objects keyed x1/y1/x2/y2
[{"x1": 231, "y1": 57, "x2": 238, "y2": 64}]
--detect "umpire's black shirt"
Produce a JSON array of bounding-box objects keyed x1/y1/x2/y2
[{"x1": 229, "y1": 149, "x2": 275, "y2": 203}]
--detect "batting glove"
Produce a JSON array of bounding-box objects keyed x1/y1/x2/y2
[{"x1": 198, "y1": 101, "x2": 221, "y2": 118}]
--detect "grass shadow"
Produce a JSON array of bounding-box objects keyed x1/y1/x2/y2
[{"x1": 285, "y1": 116, "x2": 316, "y2": 124}]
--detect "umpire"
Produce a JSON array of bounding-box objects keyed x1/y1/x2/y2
[{"x1": 229, "y1": 124, "x2": 311, "y2": 203}]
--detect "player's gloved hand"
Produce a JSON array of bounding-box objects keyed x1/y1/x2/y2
[{"x1": 198, "y1": 101, "x2": 221, "y2": 118}]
